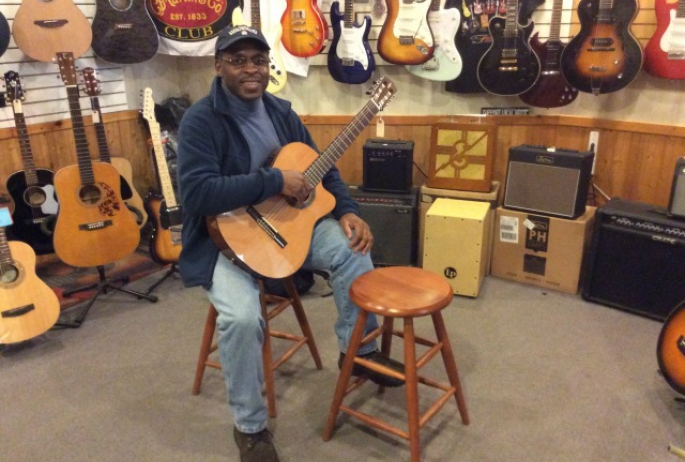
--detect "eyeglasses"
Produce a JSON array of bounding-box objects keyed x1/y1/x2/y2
[{"x1": 220, "y1": 55, "x2": 269, "y2": 69}]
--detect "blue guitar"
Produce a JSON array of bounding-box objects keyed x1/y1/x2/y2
[{"x1": 327, "y1": 0, "x2": 375, "y2": 84}]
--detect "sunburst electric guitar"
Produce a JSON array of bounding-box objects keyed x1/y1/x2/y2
[
  {"x1": 207, "y1": 77, "x2": 397, "y2": 279},
  {"x1": 657, "y1": 301, "x2": 685, "y2": 395},
  {"x1": 281, "y1": 0, "x2": 327, "y2": 57},
  {"x1": 140, "y1": 88, "x2": 183, "y2": 265},
  {"x1": 81, "y1": 67, "x2": 148, "y2": 229},
  {"x1": 52, "y1": 52, "x2": 140, "y2": 268},
  {"x1": 644, "y1": 0, "x2": 685, "y2": 79},
  {"x1": 4, "y1": 71, "x2": 59, "y2": 256},
  {"x1": 0, "y1": 208, "x2": 60, "y2": 345},
  {"x1": 327, "y1": 0, "x2": 375, "y2": 84},
  {"x1": 407, "y1": 0, "x2": 462, "y2": 81},
  {"x1": 378, "y1": 0, "x2": 435, "y2": 65}
]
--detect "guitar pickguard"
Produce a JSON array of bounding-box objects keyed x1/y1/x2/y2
[
  {"x1": 661, "y1": 12, "x2": 685, "y2": 58},
  {"x1": 336, "y1": 23, "x2": 371, "y2": 69},
  {"x1": 393, "y1": 1, "x2": 434, "y2": 48}
]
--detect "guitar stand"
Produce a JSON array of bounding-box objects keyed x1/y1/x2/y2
[
  {"x1": 54, "y1": 265, "x2": 158, "y2": 329},
  {"x1": 139, "y1": 263, "x2": 179, "y2": 296}
]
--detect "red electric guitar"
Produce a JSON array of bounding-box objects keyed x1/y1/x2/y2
[{"x1": 644, "y1": 0, "x2": 685, "y2": 79}]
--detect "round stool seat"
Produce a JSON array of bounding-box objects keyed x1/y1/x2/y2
[{"x1": 350, "y1": 267, "x2": 453, "y2": 318}]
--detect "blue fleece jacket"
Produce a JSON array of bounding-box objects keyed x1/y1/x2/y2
[{"x1": 176, "y1": 76, "x2": 360, "y2": 289}]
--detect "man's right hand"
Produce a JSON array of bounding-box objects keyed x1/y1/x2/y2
[{"x1": 280, "y1": 170, "x2": 312, "y2": 204}]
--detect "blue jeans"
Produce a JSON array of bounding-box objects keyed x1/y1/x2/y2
[{"x1": 206, "y1": 218, "x2": 377, "y2": 434}]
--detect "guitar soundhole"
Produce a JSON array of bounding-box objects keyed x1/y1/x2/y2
[
  {"x1": 79, "y1": 184, "x2": 102, "y2": 206},
  {"x1": 109, "y1": 0, "x2": 132, "y2": 12},
  {"x1": 24, "y1": 186, "x2": 46, "y2": 207},
  {"x1": 0, "y1": 262, "x2": 19, "y2": 284}
]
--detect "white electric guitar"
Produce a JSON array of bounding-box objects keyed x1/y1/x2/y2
[{"x1": 407, "y1": 0, "x2": 462, "y2": 81}]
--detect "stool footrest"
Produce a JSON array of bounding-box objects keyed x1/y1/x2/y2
[
  {"x1": 272, "y1": 336, "x2": 309, "y2": 370},
  {"x1": 419, "y1": 387, "x2": 458, "y2": 428},
  {"x1": 354, "y1": 356, "x2": 406, "y2": 381},
  {"x1": 340, "y1": 405, "x2": 409, "y2": 440}
]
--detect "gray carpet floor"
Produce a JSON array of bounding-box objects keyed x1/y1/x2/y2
[{"x1": 1, "y1": 269, "x2": 682, "y2": 462}]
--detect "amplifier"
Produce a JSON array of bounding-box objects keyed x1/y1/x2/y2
[
  {"x1": 348, "y1": 185, "x2": 418, "y2": 266},
  {"x1": 363, "y1": 139, "x2": 414, "y2": 193},
  {"x1": 582, "y1": 198, "x2": 685, "y2": 321},
  {"x1": 504, "y1": 145, "x2": 594, "y2": 219}
]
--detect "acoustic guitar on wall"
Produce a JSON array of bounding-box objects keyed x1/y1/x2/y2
[
  {"x1": 140, "y1": 88, "x2": 183, "y2": 265},
  {"x1": 12, "y1": 0, "x2": 92, "y2": 63},
  {"x1": 0, "y1": 207, "x2": 60, "y2": 345},
  {"x1": 643, "y1": 0, "x2": 685, "y2": 79},
  {"x1": 52, "y1": 52, "x2": 140, "y2": 268},
  {"x1": 81, "y1": 67, "x2": 148, "y2": 229}
]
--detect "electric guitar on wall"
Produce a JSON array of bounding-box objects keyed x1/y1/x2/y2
[
  {"x1": 12, "y1": 0, "x2": 93, "y2": 63},
  {"x1": 657, "y1": 300, "x2": 685, "y2": 395},
  {"x1": 377, "y1": 0, "x2": 435, "y2": 65},
  {"x1": 407, "y1": 0, "x2": 463, "y2": 81},
  {"x1": 52, "y1": 52, "x2": 140, "y2": 268},
  {"x1": 207, "y1": 77, "x2": 396, "y2": 279},
  {"x1": 81, "y1": 67, "x2": 148, "y2": 229},
  {"x1": 519, "y1": 0, "x2": 579, "y2": 107},
  {"x1": 4, "y1": 71, "x2": 59, "y2": 256},
  {"x1": 0, "y1": 11, "x2": 10, "y2": 58},
  {"x1": 643, "y1": 0, "x2": 685, "y2": 79},
  {"x1": 140, "y1": 88, "x2": 183, "y2": 265},
  {"x1": 476, "y1": 0, "x2": 540, "y2": 95},
  {"x1": 91, "y1": 0, "x2": 159, "y2": 64},
  {"x1": 280, "y1": 0, "x2": 327, "y2": 57},
  {"x1": 327, "y1": 0, "x2": 376, "y2": 84},
  {"x1": 0, "y1": 209, "x2": 60, "y2": 345},
  {"x1": 560, "y1": 0, "x2": 643, "y2": 95}
]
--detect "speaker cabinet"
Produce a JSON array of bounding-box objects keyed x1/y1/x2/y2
[
  {"x1": 348, "y1": 186, "x2": 418, "y2": 266},
  {"x1": 582, "y1": 198, "x2": 685, "y2": 321},
  {"x1": 668, "y1": 157, "x2": 685, "y2": 219},
  {"x1": 363, "y1": 139, "x2": 414, "y2": 193},
  {"x1": 504, "y1": 145, "x2": 594, "y2": 219}
]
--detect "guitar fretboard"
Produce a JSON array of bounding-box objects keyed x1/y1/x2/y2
[
  {"x1": 91, "y1": 97, "x2": 112, "y2": 163},
  {"x1": 597, "y1": 0, "x2": 614, "y2": 23},
  {"x1": 251, "y1": 0, "x2": 262, "y2": 28},
  {"x1": 0, "y1": 227, "x2": 12, "y2": 265},
  {"x1": 544, "y1": 0, "x2": 564, "y2": 71},
  {"x1": 148, "y1": 120, "x2": 178, "y2": 209},
  {"x1": 11, "y1": 102, "x2": 39, "y2": 187},
  {"x1": 65, "y1": 85, "x2": 95, "y2": 185},
  {"x1": 344, "y1": 0, "x2": 354, "y2": 28}
]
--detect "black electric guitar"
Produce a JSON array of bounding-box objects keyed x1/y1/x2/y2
[
  {"x1": 476, "y1": 0, "x2": 540, "y2": 95},
  {"x1": 91, "y1": 0, "x2": 159, "y2": 64},
  {"x1": 140, "y1": 88, "x2": 182, "y2": 265},
  {"x1": 0, "y1": 11, "x2": 10, "y2": 58},
  {"x1": 4, "y1": 71, "x2": 59, "y2": 255},
  {"x1": 657, "y1": 301, "x2": 685, "y2": 395}
]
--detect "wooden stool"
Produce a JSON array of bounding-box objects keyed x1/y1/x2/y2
[
  {"x1": 192, "y1": 276, "x2": 323, "y2": 418},
  {"x1": 323, "y1": 266, "x2": 470, "y2": 462}
]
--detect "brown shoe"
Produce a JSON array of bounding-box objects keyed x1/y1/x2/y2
[{"x1": 233, "y1": 427, "x2": 280, "y2": 462}]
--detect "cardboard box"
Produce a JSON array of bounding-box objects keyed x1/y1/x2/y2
[
  {"x1": 490, "y1": 206, "x2": 596, "y2": 294},
  {"x1": 418, "y1": 181, "x2": 500, "y2": 267},
  {"x1": 423, "y1": 199, "x2": 492, "y2": 297}
]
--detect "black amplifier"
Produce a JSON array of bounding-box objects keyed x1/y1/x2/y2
[
  {"x1": 582, "y1": 198, "x2": 685, "y2": 320},
  {"x1": 363, "y1": 139, "x2": 414, "y2": 193}
]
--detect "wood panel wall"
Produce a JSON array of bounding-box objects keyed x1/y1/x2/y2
[{"x1": 1, "y1": 112, "x2": 682, "y2": 212}]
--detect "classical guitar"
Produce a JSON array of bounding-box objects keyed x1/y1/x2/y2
[
  {"x1": 140, "y1": 88, "x2": 183, "y2": 265},
  {"x1": 12, "y1": 0, "x2": 92, "y2": 63},
  {"x1": 4, "y1": 71, "x2": 59, "y2": 256},
  {"x1": 644, "y1": 0, "x2": 685, "y2": 79},
  {"x1": 657, "y1": 300, "x2": 685, "y2": 395},
  {"x1": 327, "y1": 0, "x2": 375, "y2": 84},
  {"x1": 407, "y1": 0, "x2": 463, "y2": 81},
  {"x1": 0, "y1": 209, "x2": 60, "y2": 344},
  {"x1": 377, "y1": 0, "x2": 435, "y2": 65},
  {"x1": 233, "y1": 6, "x2": 288, "y2": 94},
  {"x1": 91, "y1": 0, "x2": 159, "y2": 64},
  {"x1": 53, "y1": 52, "x2": 140, "y2": 268},
  {"x1": 281, "y1": 0, "x2": 327, "y2": 57},
  {"x1": 81, "y1": 67, "x2": 148, "y2": 229},
  {"x1": 560, "y1": 0, "x2": 643, "y2": 95},
  {"x1": 207, "y1": 77, "x2": 397, "y2": 279},
  {"x1": 519, "y1": 0, "x2": 579, "y2": 107},
  {"x1": 477, "y1": 0, "x2": 540, "y2": 95}
]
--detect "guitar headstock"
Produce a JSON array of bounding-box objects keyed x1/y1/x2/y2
[
  {"x1": 81, "y1": 67, "x2": 101, "y2": 97},
  {"x1": 140, "y1": 87, "x2": 157, "y2": 124},
  {"x1": 3, "y1": 71, "x2": 24, "y2": 109},
  {"x1": 56, "y1": 52, "x2": 77, "y2": 86},
  {"x1": 367, "y1": 77, "x2": 396, "y2": 112}
]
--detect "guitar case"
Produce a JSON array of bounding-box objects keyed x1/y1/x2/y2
[{"x1": 445, "y1": 0, "x2": 543, "y2": 94}]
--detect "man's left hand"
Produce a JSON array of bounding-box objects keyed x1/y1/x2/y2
[{"x1": 339, "y1": 213, "x2": 373, "y2": 255}]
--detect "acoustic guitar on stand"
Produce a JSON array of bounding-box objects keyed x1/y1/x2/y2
[
  {"x1": 207, "y1": 77, "x2": 396, "y2": 279},
  {"x1": 643, "y1": 0, "x2": 685, "y2": 79},
  {"x1": 327, "y1": 0, "x2": 376, "y2": 84},
  {"x1": 4, "y1": 71, "x2": 59, "y2": 256},
  {"x1": 0, "y1": 207, "x2": 60, "y2": 344},
  {"x1": 81, "y1": 67, "x2": 148, "y2": 229},
  {"x1": 12, "y1": 0, "x2": 92, "y2": 62},
  {"x1": 280, "y1": 0, "x2": 327, "y2": 57},
  {"x1": 140, "y1": 88, "x2": 183, "y2": 265},
  {"x1": 52, "y1": 52, "x2": 140, "y2": 268}
]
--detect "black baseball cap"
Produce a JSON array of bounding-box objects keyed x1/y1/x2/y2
[{"x1": 215, "y1": 25, "x2": 271, "y2": 53}]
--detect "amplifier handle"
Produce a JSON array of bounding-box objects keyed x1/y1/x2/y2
[{"x1": 602, "y1": 223, "x2": 685, "y2": 247}]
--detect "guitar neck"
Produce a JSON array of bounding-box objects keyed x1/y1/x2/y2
[
  {"x1": 148, "y1": 121, "x2": 178, "y2": 209},
  {"x1": 504, "y1": 0, "x2": 519, "y2": 37},
  {"x1": 90, "y1": 95, "x2": 111, "y2": 163},
  {"x1": 251, "y1": 0, "x2": 261, "y2": 28},
  {"x1": 678, "y1": 0, "x2": 685, "y2": 18},
  {"x1": 597, "y1": 0, "x2": 614, "y2": 22},
  {"x1": 0, "y1": 226, "x2": 11, "y2": 265},
  {"x1": 10, "y1": 102, "x2": 39, "y2": 186},
  {"x1": 65, "y1": 85, "x2": 96, "y2": 185}
]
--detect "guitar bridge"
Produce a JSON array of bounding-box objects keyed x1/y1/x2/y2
[
  {"x1": 170, "y1": 225, "x2": 183, "y2": 245},
  {"x1": 34, "y1": 19, "x2": 68, "y2": 28},
  {"x1": 342, "y1": 58, "x2": 355, "y2": 66},
  {"x1": 78, "y1": 220, "x2": 113, "y2": 231},
  {"x1": 399, "y1": 36, "x2": 415, "y2": 45},
  {"x1": 498, "y1": 66, "x2": 519, "y2": 72},
  {"x1": 1, "y1": 304, "x2": 35, "y2": 318},
  {"x1": 246, "y1": 206, "x2": 287, "y2": 248},
  {"x1": 589, "y1": 65, "x2": 608, "y2": 72},
  {"x1": 668, "y1": 52, "x2": 685, "y2": 60}
]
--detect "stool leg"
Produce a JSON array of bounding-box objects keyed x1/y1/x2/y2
[
  {"x1": 432, "y1": 311, "x2": 470, "y2": 425},
  {"x1": 259, "y1": 280, "x2": 277, "y2": 418},
  {"x1": 283, "y1": 277, "x2": 323, "y2": 370},
  {"x1": 192, "y1": 305, "x2": 218, "y2": 395},
  {"x1": 403, "y1": 317, "x2": 421, "y2": 462},
  {"x1": 322, "y1": 311, "x2": 369, "y2": 441},
  {"x1": 378, "y1": 316, "x2": 395, "y2": 394}
]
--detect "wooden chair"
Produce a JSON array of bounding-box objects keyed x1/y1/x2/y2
[
  {"x1": 323, "y1": 266, "x2": 470, "y2": 462},
  {"x1": 192, "y1": 276, "x2": 323, "y2": 417}
]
